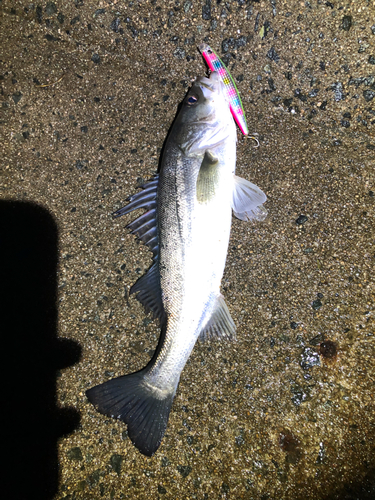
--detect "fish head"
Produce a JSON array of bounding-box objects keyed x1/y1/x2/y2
[
  {"x1": 184, "y1": 72, "x2": 228, "y2": 119},
  {"x1": 173, "y1": 72, "x2": 236, "y2": 157}
]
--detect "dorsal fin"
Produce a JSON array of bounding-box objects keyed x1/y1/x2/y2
[
  {"x1": 113, "y1": 176, "x2": 159, "y2": 257},
  {"x1": 126, "y1": 209, "x2": 158, "y2": 257},
  {"x1": 130, "y1": 263, "x2": 165, "y2": 323},
  {"x1": 113, "y1": 177, "x2": 164, "y2": 321},
  {"x1": 113, "y1": 176, "x2": 158, "y2": 219}
]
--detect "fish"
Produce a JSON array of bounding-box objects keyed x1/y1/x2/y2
[{"x1": 86, "y1": 71, "x2": 267, "y2": 456}]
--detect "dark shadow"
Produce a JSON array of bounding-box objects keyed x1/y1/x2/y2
[
  {"x1": 322, "y1": 467, "x2": 375, "y2": 500},
  {"x1": 0, "y1": 201, "x2": 81, "y2": 500}
]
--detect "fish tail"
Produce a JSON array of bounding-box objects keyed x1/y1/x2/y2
[{"x1": 86, "y1": 370, "x2": 175, "y2": 456}]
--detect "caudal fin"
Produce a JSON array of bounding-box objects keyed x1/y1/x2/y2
[{"x1": 86, "y1": 371, "x2": 175, "y2": 456}]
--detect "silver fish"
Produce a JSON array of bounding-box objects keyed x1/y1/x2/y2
[{"x1": 86, "y1": 71, "x2": 267, "y2": 456}]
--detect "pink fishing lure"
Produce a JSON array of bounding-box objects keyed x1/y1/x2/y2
[{"x1": 199, "y1": 43, "x2": 249, "y2": 136}]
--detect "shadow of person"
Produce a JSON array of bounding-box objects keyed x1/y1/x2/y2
[{"x1": 0, "y1": 201, "x2": 81, "y2": 500}]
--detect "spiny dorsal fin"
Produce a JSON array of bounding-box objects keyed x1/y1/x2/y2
[
  {"x1": 113, "y1": 176, "x2": 158, "y2": 219},
  {"x1": 113, "y1": 177, "x2": 164, "y2": 321},
  {"x1": 113, "y1": 176, "x2": 159, "y2": 255},
  {"x1": 231, "y1": 175, "x2": 267, "y2": 221},
  {"x1": 126, "y1": 208, "x2": 158, "y2": 257},
  {"x1": 196, "y1": 151, "x2": 219, "y2": 204},
  {"x1": 199, "y1": 294, "x2": 236, "y2": 342}
]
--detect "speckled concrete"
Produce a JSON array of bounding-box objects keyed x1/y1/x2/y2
[{"x1": 1, "y1": 1, "x2": 374, "y2": 499}]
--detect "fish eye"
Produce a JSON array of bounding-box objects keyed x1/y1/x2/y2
[{"x1": 187, "y1": 95, "x2": 198, "y2": 105}]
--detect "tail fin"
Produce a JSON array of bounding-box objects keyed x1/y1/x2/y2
[{"x1": 86, "y1": 370, "x2": 175, "y2": 457}]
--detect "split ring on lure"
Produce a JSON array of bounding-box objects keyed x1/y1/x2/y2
[{"x1": 199, "y1": 43, "x2": 249, "y2": 136}]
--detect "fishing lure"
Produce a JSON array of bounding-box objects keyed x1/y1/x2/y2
[{"x1": 199, "y1": 42, "x2": 249, "y2": 136}]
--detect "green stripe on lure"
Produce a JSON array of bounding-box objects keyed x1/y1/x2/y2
[{"x1": 199, "y1": 43, "x2": 249, "y2": 136}]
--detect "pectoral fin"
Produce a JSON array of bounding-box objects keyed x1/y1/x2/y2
[
  {"x1": 196, "y1": 151, "x2": 220, "y2": 204},
  {"x1": 231, "y1": 175, "x2": 268, "y2": 221}
]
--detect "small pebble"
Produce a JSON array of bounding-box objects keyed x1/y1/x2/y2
[
  {"x1": 319, "y1": 340, "x2": 337, "y2": 358},
  {"x1": 296, "y1": 215, "x2": 308, "y2": 225}
]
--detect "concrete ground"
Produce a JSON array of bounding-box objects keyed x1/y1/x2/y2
[{"x1": 1, "y1": 0, "x2": 374, "y2": 499}]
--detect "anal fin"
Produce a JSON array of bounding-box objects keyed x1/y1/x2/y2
[{"x1": 199, "y1": 294, "x2": 236, "y2": 342}]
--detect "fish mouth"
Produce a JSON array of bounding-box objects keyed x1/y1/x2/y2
[{"x1": 195, "y1": 72, "x2": 224, "y2": 99}]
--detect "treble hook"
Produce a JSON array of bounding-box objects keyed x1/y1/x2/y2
[{"x1": 246, "y1": 133, "x2": 260, "y2": 148}]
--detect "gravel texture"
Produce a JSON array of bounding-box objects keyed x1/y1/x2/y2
[{"x1": 1, "y1": 1, "x2": 374, "y2": 499}]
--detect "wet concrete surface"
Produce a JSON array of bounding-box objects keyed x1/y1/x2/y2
[{"x1": 1, "y1": 0, "x2": 374, "y2": 499}]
